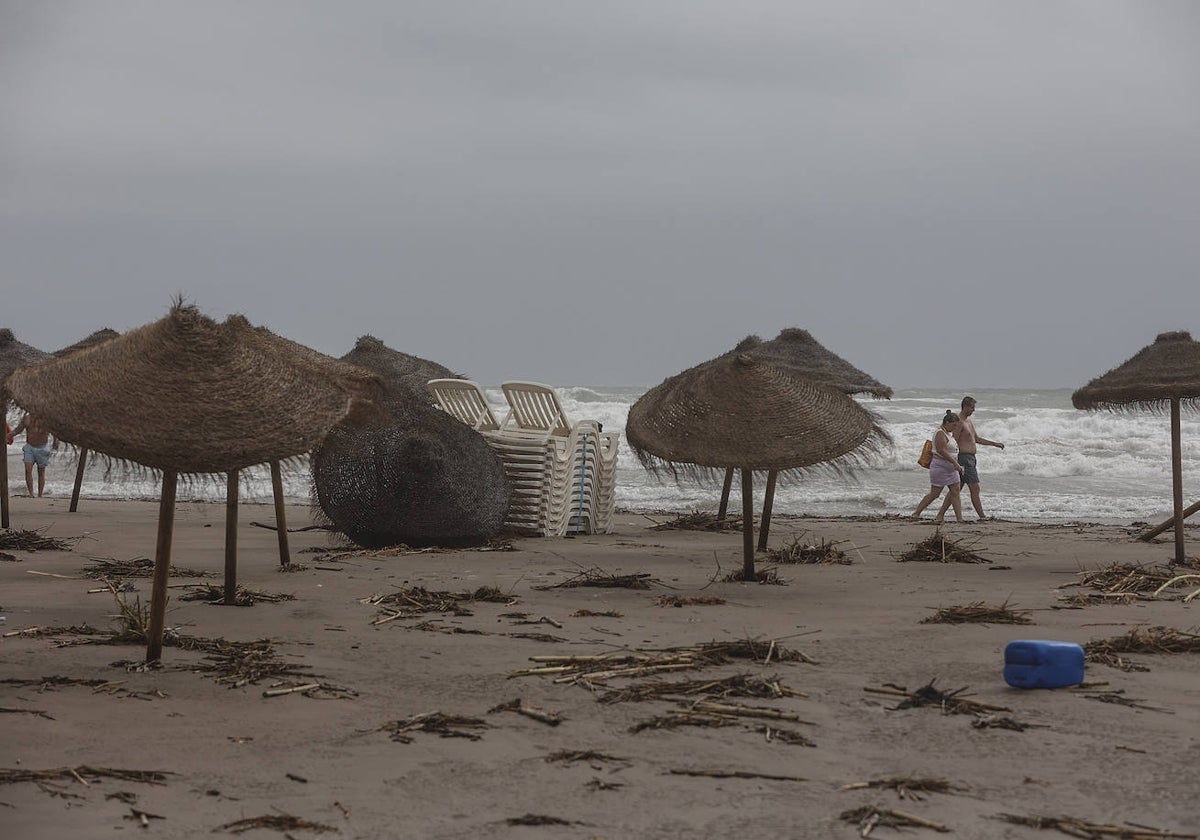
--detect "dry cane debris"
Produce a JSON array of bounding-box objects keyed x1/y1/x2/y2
[
  {"x1": 0, "y1": 766, "x2": 171, "y2": 800},
  {"x1": 668, "y1": 768, "x2": 805, "y2": 782},
  {"x1": 841, "y1": 776, "x2": 969, "y2": 801},
  {"x1": 178, "y1": 584, "x2": 297, "y2": 605},
  {"x1": 1076, "y1": 689, "x2": 1171, "y2": 713},
  {"x1": 1063, "y1": 560, "x2": 1200, "y2": 603},
  {"x1": 379, "y1": 712, "x2": 491, "y2": 743},
  {"x1": 362, "y1": 585, "x2": 516, "y2": 623},
  {"x1": 971, "y1": 714, "x2": 1046, "y2": 732},
  {"x1": 80, "y1": 556, "x2": 210, "y2": 580},
  {"x1": 0, "y1": 528, "x2": 77, "y2": 552},
  {"x1": 840, "y1": 806, "x2": 951, "y2": 836},
  {"x1": 649, "y1": 511, "x2": 744, "y2": 532},
  {"x1": 597, "y1": 673, "x2": 806, "y2": 704},
  {"x1": 866, "y1": 679, "x2": 1012, "y2": 715},
  {"x1": 506, "y1": 814, "x2": 577, "y2": 826},
  {"x1": 654, "y1": 594, "x2": 726, "y2": 607},
  {"x1": 722, "y1": 566, "x2": 786, "y2": 585},
  {"x1": 897, "y1": 532, "x2": 991, "y2": 564},
  {"x1": 572, "y1": 609, "x2": 623, "y2": 618},
  {"x1": 545, "y1": 749, "x2": 630, "y2": 766},
  {"x1": 487, "y1": 697, "x2": 564, "y2": 726},
  {"x1": 216, "y1": 814, "x2": 338, "y2": 834},
  {"x1": 921, "y1": 600, "x2": 1033, "y2": 625},
  {"x1": 534, "y1": 568, "x2": 664, "y2": 590},
  {"x1": 993, "y1": 812, "x2": 1197, "y2": 839},
  {"x1": 754, "y1": 724, "x2": 817, "y2": 747},
  {"x1": 767, "y1": 532, "x2": 851, "y2": 565},
  {"x1": 1085, "y1": 626, "x2": 1200, "y2": 672}
]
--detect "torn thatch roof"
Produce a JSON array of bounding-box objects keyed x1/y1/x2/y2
[
  {"x1": 626, "y1": 352, "x2": 889, "y2": 480},
  {"x1": 1072, "y1": 331, "x2": 1200, "y2": 412},
  {"x1": 53, "y1": 328, "x2": 121, "y2": 358},
  {"x1": 312, "y1": 401, "x2": 509, "y2": 548},
  {"x1": 733, "y1": 328, "x2": 893, "y2": 399},
  {"x1": 0, "y1": 328, "x2": 49, "y2": 385},
  {"x1": 4, "y1": 303, "x2": 385, "y2": 474},
  {"x1": 340, "y1": 335, "x2": 463, "y2": 412}
]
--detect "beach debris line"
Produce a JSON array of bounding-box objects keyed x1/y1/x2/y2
[
  {"x1": 319, "y1": 537, "x2": 515, "y2": 563},
  {"x1": 1084, "y1": 626, "x2": 1200, "y2": 672},
  {"x1": 1074, "y1": 689, "x2": 1171, "y2": 713},
  {"x1": 80, "y1": 555, "x2": 210, "y2": 581},
  {"x1": 840, "y1": 806, "x2": 951, "y2": 836},
  {"x1": 178, "y1": 584, "x2": 296, "y2": 606},
  {"x1": 921, "y1": 600, "x2": 1033, "y2": 625},
  {"x1": 361, "y1": 584, "x2": 517, "y2": 624},
  {"x1": 487, "y1": 697, "x2": 564, "y2": 726},
  {"x1": 0, "y1": 766, "x2": 172, "y2": 800},
  {"x1": 668, "y1": 768, "x2": 806, "y2": 782},
  {"x1": 766, "y1": 532, "x2": 852, "y2": 565},
  {"x1": 379, "y1": 711, "x2": 491, "y2": 743},
  {"x1": 840, "y1": 777, "x2": 969, "y2": 801},
  {"x1": 647, "y1": 510, "x2": 744, "y2": 532},
  {"x1": 992, "y1": 812, "x2": 1197, "y2": 839},
  {"x1": 215, "y1": 813, "x2": 338, "y2": 834},
  {"x1": 534, "y1": 567, "x2": 665, "y2": 590},
  {"x1": 866, "y1": 679, "x2": 1012, "y2": 715},
  {"x1": 1062, "y1": 559, "x2": 1200, "y2": 603},
  {"x1": 544, "y1": 749, "x2": 630, "y2": 766},
  {"x1": 0, "y1": 527, "x2": 77, "y2": 552},
  {"x1": 654, "y1": 594, "x2": 726, "y2": 607},
  {"x1": 896, "y1": 532, "x2": 991, "y2": 564},
  {"x1": 597, "y1": 673, "x2": 807, "y2": 704}
]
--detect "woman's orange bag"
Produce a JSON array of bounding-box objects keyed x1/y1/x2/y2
[{"x1": 917, "y1": 439, "x2": 934, "y2": 469}]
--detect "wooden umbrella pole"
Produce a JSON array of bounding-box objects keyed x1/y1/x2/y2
[
  {"x1": 1, "y1": 393, "x2": 9, "y2": 529},
  {"x1": 1139, "y1": 499, "x2": 1200, "y2": 542},
  {"x1": 145, "y1": 471, "x2": 178, "y2": 663},
  {"x1": 69, "y1": 448, "x2": 89, "y2": 513},
  {"x1": 224, "y1": 470, "x2": 239, "y2": 605},
  {"x1": 757, "y1": 470, "x2": 778, "y2": 552},
  {"x1": 270, "y1": 461, "x2": 291, "y2": 566},
  {"x1": 741, "y1": 469, "x2": 755, "y2": 579},
  {"x1": 1171, "y1": 397, "x2": 1185, "y2": 564},
  {"x1": 718, "y1": 467, "x2": 735, "y2": 521}
]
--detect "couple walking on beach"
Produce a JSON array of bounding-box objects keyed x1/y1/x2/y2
[{"x1": 913, "y1": 395, "x2": 1005, "y2": 523}]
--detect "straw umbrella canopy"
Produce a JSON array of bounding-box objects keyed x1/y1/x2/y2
[
  {"x1": 313, "y1": 401, "x2": 510, "y2": 549},
  {"x1": 1072, "y1": 330, "x2": 1200, "y2": 564},
  {"x1": 340, "y1": 335, "x2": 463, "y2": 413},
  {"x1": 0, "y1": 329, "x2": 50, "y2": 528},
  {"x1": 4, "y1": 302, "x2": 385, "y2": 661},
  {"x1": 715, "y1": 328, "x2": 893, "y2": 546},
  {"x1": 627, "y1": 352, "x2": 888, "y2": 576}
]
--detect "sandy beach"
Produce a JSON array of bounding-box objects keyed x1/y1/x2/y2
[{"x1": 1, "y1": 496, "x2": 1198, "y2": 839}]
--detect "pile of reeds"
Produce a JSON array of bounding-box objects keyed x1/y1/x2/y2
[
  {"x1": 865, "y1": 679, "x2": 1011, "y2": 716},
  {"x1": 186, "y1": 638, "x2": 315, "y2": 689},
  {"x1": 649, "y1": 511, "x2": 743, "y2": 532},
  {"x1": 597, "y1": 673, "x2": 806, "y2": 704},
  {"x1": 360, "y1": 585, "x2": 516, "y2": 617},
  {"x1": 721, "y1": 566, "x2": 785, "y2": 584},
  {"x1": 0, "y1": 766, "x2": 171, "y2": 786},
  {"x1": 80, "y1": 556, "x2": 210, "y2": 581},
  {"x1": 534, "y1": 568, "x2": 662, "y2": 590},
  {"x1": 897, "y1": 533, "x2": 990, "y2": 564},
  {"x1": 1065, "y1": 560, "x2": 1200, "y2": 604},
  {"x1": 379, "y1": 712, "x2": 490, "y2": 743},
  {"x1": 994, "y1": 813, "x2": 1196, "y2": 839},
  {"x1": 216, "y1": 814, "x2": 337, "y2": 835},
  {"x1": 921, "y1": 600, "x2": 1032, "y2": 625},
  {"x1": 0, "y1": 528, "x2": 77, "y2": 552},
  {"x1": 654, "y1": 595, "x2": 726, "y2": 607},
  {"x1": 178, "y1": 585, "x2": 296, "y2": 606},
  {"x1": 1085, "y1": 626, "x2": 1200, "y2": 671},
  {"x1": 840, "y1": 807, "x2": 949, "y2": 836},
  {"x1": 766, "y1": 533, "x2": 850, "y2": 565},
  {"x1": 841, "y1": 776, "x2": 968, "y2": 801}
]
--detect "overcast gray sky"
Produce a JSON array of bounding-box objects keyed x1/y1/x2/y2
[{"x1": 3, "y1": 1, "x2": 1198, "y2": 388}]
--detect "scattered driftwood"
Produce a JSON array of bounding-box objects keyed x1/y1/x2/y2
[
  {"x1": 487, "y1": 697, "x2": 563, "y2": 726},
  {"x1": 534, "y1": 568, "x2": 664, "y2": 590},
  {"x1": 993, "y1": 813, "x2": 1196, "y2": 839},
  {"x1": 0, "y1": 766, "x2": 171, "y2": 795},
  {"x1": 630, "y1": 712, "x2": 736, "y2": 733},
  {"x1": 2, "y1": 624, "x2": 104, "y2": 640},
  {"x1": 649, "y1": 511, "x2": 743, "y2": 532},
  {"x1": 1085, "y1": 626, "x2": 1200, "y2": 672},
  {"x1": 178, "y1": 584, "x2": 296, "y2": 606},
  {"x1": 921, "y1": 600, "x2": 1032, "y2": 625},
  {"x1": 1064, "y1": 560, "x2": 1200, "y2": 602},
  {"x1": 866, "y1": 679, "x2": 1011, "y2": 715},
  {"x1": 722, "y1": 566, "x2": 786, "y2": 585},
  {"x1": 572, "y1": 609, "x2": 623, "y2": 618},
  {"x1": 668, "y1": 768, "x2": 805, "y2": 782},
  {"x1": 597, "y1": 673, "x2": 806, "y2": 704},
  {"x1": 841, "y1": 777, "x2": 968, "y2": 801},
  {"x1": 80, "y1": 556, "x2": 209, "y2": 581},
  {"x1": 216, "y1": 814, "x2": 338, "y2": 834},
  {"x1": 1077, "y1": 689, "x2": 1171, "y2": 713},
  {"x1": 897, "y1": 533, "x2": 991, "y2": 564},
  {"x1": 362, "y1": 585, "x2": 517, "y2": 623},
  {"x1": 840, "y1": 806, "x2": 950, "y2": 836},
  {"x1": 1057, "y1": 593, "x2": 1138, "y2": 607},
  {"x1": 654, "y1": 595, "x2": 726, "y2": 607},
  {"x1": 506, "y1": 814, "x2": 576, "y2": 826},
  {"x1": 679, "y1": 638, "x2": 816, "y2": 665},
  {"x1": 767, "y1": 532, "x2": 851, "y2": 565},
  {"x1": 0, "y1": 528, "x2": 76, "y2": 552},
  {"x1": 379, "y1": 712, "x2": 490, "y2": 743},
  {"x1": 545, "y1": 750, "x2": 629, "y2": 766}
]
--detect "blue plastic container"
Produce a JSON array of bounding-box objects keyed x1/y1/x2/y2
[{"x1": 1003, "y1": 640, "x2": 1085, "y2": 689}]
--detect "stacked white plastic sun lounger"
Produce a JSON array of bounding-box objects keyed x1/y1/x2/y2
[{"x1": 428, "y1": 379, "x2": 619, "y2": 536}]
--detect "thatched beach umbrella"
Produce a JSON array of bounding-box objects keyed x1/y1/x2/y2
[
  {"x1": 340, "y1": 335, "x2": 463, "y2": 412},
  {"x1": 5, "y1": 303, "x2": 384, "y2": 661},
  {"x1": 716, "y1": 328, "x2": 893, "y2": 548},
  {"x1": 1, "y1": 329, "x2": 50, "y2": 528},
  {"x1": 313, "y1": 401, "x2": 510, "y2": 548},
  {"x1": 51, "y1": 328, "x2": 122, "y2": 512},
  {"x1": 627, "y1": 352, "x2": 888, "y2": 577},
  {"x1": 1073, "y1": 330, "x2": 1200, "y2": 564}
]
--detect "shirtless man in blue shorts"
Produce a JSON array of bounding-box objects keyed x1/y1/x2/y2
[
  {"x1": 952, "y1": 395, "x2": 1004, "y2": 520},
  {"x1": 8, "y1": 413, "x2": 57, "y2": 497}
]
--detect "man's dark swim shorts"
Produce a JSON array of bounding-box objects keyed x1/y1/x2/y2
[{"x1": 959, "y1": 452, "x2": 980, "y2": 485}]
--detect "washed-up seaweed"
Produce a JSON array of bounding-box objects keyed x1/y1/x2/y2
[
  {"x1": 865, "y1": 679, "x2": 1011, "y2": 715},
  {"x1": 993, "y1": 813, "x2": 1196, "y2": 839},
  {"x1": 841, "y1": 776, "x2": 968, "y2": 800},
  {"x1": 216, "y1": 814, "x2": 337, "y2": 834},
  {"x1": 654, "y1": 594, "x2": 726, "y2": 607},
  {"x1": 840, "y1": 806, "x2": 950, "y2": 836},
  {"x1": 178, "y1": 584, "x2": 296, "y2": 606},
  {"x1": 379, "y1": 712, "x2": 490, "y2": 743},
  {"x1": 534, "y1": 568, "x2": 664, "y2": 590},
  {"x1": 921, "y1": 600, "x2": 1032, "y2": 625},
  {"x1": 0, "y1": 528, "x2": 77, "y2": 552},
  {"x1": 80, "y1": 556, "x2": 210, "y2": 580},
  {"x1": 648, "y1": 511, "x2": 744, "y2": 532},
  {"x1": 766, "y1": 533, "x2": 851, "y2": 565},
  {"x1": 1085, "y1": 626, "x2": 1200, "y2": 671},
  {"x1": 897, "y1": 532, "x2": 991, "y2": 564},
  {"x1": 596, "y1": 673, "x2": 806, "y2": 704}
]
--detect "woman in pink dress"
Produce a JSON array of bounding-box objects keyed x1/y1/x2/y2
[{"x1": 912, "y1": 410, "x2": 964, "y2": 523}]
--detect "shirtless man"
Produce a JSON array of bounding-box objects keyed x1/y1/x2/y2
[
  {"x1": 947, "y1": 395, "x2": 1004, "y2": 520},
  {"x1": 8, "y1": 413, "x2": 57, "y2": 497}
]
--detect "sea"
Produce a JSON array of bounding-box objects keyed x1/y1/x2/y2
[{"x1": 5, "y1": 388, "x2": 1197, "y2": 525}]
